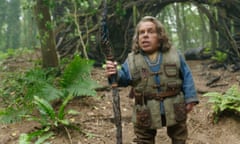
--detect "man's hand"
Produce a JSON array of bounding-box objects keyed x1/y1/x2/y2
[
  {"x1": 186, "y1": 102, "x2": 196, "y2": 113},
  {"x1": 105, "y1": 60, "x2": 118, "y2": 77}
]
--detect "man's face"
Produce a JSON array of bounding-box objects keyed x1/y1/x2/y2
[{"x1": 138, "y1": 21, "x2": 160, "y2": 54}]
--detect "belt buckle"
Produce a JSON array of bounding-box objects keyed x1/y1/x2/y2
[{"x1": 157, "y1": 93, "x2": 164, "y2": 101}]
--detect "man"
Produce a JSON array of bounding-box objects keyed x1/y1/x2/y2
[{"x1": 105, "y1": 16, "x2": 199, "y2": 144}]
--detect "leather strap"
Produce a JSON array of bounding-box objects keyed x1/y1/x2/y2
[
  {"x1": 134, "y1": 89, "x2": 180, "y2": 103},
  {"x1": 146, "y1": 90, "x2": 180, "y2": 100}
]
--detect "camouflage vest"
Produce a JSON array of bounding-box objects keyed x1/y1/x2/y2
[{"x1": 128, "y1": 47, "x2": 186, "y2": 128}]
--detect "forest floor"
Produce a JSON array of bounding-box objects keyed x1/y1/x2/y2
[{"x1": 1, "y1": 55, "x2": 240, "y2": 144}]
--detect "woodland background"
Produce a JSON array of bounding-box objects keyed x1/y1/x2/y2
[
  {"x1": 0, "y1": 0, "x2": 240, "y2": 66},
  {"x1": 1, "y1": 0, "x2": 240, "y2": 143}
]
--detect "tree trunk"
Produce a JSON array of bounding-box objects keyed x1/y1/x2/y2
[
  {"x1": 34, "y1": 0, "x2": 59, "y2": 68},
  {"x1": 210, "y1": 9, "x2": 217, "y2": 52}
]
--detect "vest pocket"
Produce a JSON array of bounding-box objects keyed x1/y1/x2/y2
[
  {"x1": 164, "y1": 64, "x2": 177, "y2": 77},
  {"x1": 173, "y1": 102, "x2": 187, "y2": 122},
  {"x1": 136, "y1": 105, "x2": 152, "y2": 128}
]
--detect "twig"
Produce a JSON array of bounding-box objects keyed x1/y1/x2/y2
[
  {"x1": 64, "y1": 126, "x2": 73, "y2": 144},
  {"x1": 73, "y1": 0, "x2": 88, "y2": 59},
  {"x1": 206, "y1": 76, "x2": 221, "y2": 86},
  {"x1": 209, "y1": 83, "x2": 228, "y2": 88}
]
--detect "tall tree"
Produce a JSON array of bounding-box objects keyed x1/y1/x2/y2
[
  {"x1": 21, "y1": 1, "x2": 38, "y2": 49},
  {"x1": 6, "y1": 0, "x2": 21, "y2": 49},
  {"x1": 0, "y1": 0, "x2": 7, "y2": 50},
  {"x1": 34, "y1": 0, "x2": 59, "y2": 68}
]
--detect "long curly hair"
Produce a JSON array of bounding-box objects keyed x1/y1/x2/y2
[{"x1": 132, "y1": 16, "x2": 172, "y2": 53}]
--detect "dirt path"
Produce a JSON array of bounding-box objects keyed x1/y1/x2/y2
[{"x1": 1, "y1": 60, "x2": 240, "y2": 144}]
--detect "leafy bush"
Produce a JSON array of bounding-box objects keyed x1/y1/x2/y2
[{"x1": 203, "y1": 84, "x2": 240, "y2": 123}]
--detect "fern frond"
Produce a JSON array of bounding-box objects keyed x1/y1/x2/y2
[
  {"x1": 0, "y1": 108, "x2": 27, "y2": 124},
  {"x1": 66, "y1": 79, "x2": 98, "y2": 96},
  {"x1": 36, "y1": 84, "x2": 63, "y2": 101},
  {"x1": 23, "y1": 68, "x2": 59, "y2": 102},
  {"x1": 33, "y1": 96, "x2": 56, "y2": 121},
  {"x1": 35, "y1": 131, "x2": 54, "y2": 144},
  {"x1": 61, "y1": 55, "x2": 93, "y2": 86},
  {"x1": 224, "y1": 85, "x2": 240, "y2": 98},
  {"x1": 204, "y1": 84, "x2": 240, "y2": 121},
  {"x1": 58, "y1": 94, "x2": 73, "y2": 120},
  {"x1": 19, "y1": 128, "x2": 53, "y2": 144},
  {"x1": 19, "y1": 133, "x2": 31, "y2": 144},
  {"x1": 203, "y1": 92, "x2": 221, "y2": 97},
  {"x1": 61, "y1": 55, "x2": 99, "y2": 97},
  {"x1": 24, "y1": 68, "x2": 50, "y2": 84}
]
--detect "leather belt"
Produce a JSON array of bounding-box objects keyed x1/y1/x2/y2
[
  {"x1": 135, "y1": 89, "x2": 180, "y2": 102},
  {"x1": 146, "y1": 90, "x2": 180, "y2": 100}
]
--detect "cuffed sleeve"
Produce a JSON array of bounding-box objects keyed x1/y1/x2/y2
[
  {"x1": 179, "y1": 54, "x2": 199, "y2": 104},
  {"x1": 117, "y1": 60, "x2": 132, "y2": 87}
]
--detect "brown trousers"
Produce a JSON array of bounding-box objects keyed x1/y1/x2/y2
[{"x1": 133, "y1": 116, "x2": 187, "y2": 144}]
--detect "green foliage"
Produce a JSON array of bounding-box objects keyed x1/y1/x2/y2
[
  {"x1": 211, "y1": 50, "x2": 227, "y2": 62},
  {"x1": 0, "y1": 108, "x2": 27, "y2": 124},
  {"x1": 0, "y1": 54, "x2": 98, "y2": 142},
  {"x1": 115, "y1": 1, "x2": 126, "y2": 17},
  {"x1": 203, "y1": 84, "x2": 240, "y2": 123},
  {"x1": 19, "y1": 128, "x2": 54, "y2": 144},
  {"x1": 159, "y1": 3, "x2": 211, "y2": 51},
  {"x1": 61, "y1": 54, "x2": 98, "y2": 96},
  {"x1": 70, "y1": 0, "x2": 99, "y2": 14},
  {"x1": 22, "y1": 0, "x2": 36, "y2": 10},
  {"x1": 0, "y1": 48, "x2": 32, "y2": 62},
  {"x1": 0, "y1": 55, "x2": 98, "y2": 125},
  {"x1": 0, "y1": 51, "x2": 8, "y2": 61},
  {"x1": 4, "y1": 0, "x2": 21, "y2": 49},
  {"x1": 209, "y1": 0, "x2": 222, "y2": 4},
  {"x1": 32, "y1": 95, "x2": 77, "y2": 127},
  {"x1": 0, "y1": 48, "x2": 32, "y2": 72},
  {"x1": 0, "y1": 67, "x2": 58, "y2": 124},
  {"x1": 18, "y1": 73, "x2": 87, "y2": 143},
  {"x1": 23, "y1": 68, "x2": 60, "y2": 101}
]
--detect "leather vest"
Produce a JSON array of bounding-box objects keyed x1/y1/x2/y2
[{"x1": 128, "y1": 47, "x2": 185, "y2": 128}]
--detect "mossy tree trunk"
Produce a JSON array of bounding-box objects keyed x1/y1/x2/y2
[{"x1": 34, "y1": 0, "x2": 59, "y2": 68}]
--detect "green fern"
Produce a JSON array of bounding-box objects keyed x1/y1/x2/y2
[
  {"x1": 15, "y1": 55, "x2": 98, "y2": 143},
  {"x1": 203, "y1": 84, "x2": 240, "y2": 122},
  {"x1": 19, "y1": 128, "x2": 54, "y2": 144},
  {"x1": 0, "y1": 68, "x2": 60, "y2": 124},
  {"x1": 61, "y1": 55, "x2": 99, "y2": 96},
  {"x1": 33, "y1": 94, "x2": 74, "y2": 127},
  {"x1": 34, "y1": 96, "x2": 57, "y2": 124},
  {"x1": 36, "y1": 83, "x2": 63, "y2": 101},
  {"x1": 58, "y1": 94, "x2": 73, "y2": 120},
  {"x1": 0, "y1": 56, "x2": 98, "y2": 130},
  {"x1": 20, "y1": 95, "x2": 75, "y2": 143},
  {"x1": 23, "y1": 68, "x2": 59, "y2": 101},
  {"x1": 0, "y1": 108, "x2": 27, "y2": 124},
  {"x1": 19, "y1": 133, "x2": 30, "y2": 144}
]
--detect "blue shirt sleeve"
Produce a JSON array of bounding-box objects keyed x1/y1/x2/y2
[
  {"x1": 117, "y1": 60, "x2": 132, "y2": 87},
  {"x1": 179, "y1": 54, "x2": 199, "y2": 104}
]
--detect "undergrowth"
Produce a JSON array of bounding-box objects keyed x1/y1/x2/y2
[
  {"x1": 0, "y1": 53, "x2": 99, "y2": 143},
  {"x1": 203, "y1": 84, "x2": 240, "y2": 123}
]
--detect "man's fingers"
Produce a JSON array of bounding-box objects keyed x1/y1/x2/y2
[
  {"x1": 186, "y1": 103, "x2": 195, "y2": 113},
  {"x1": 105, "y1": 60, "x2": 117, "y2": 77}
]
